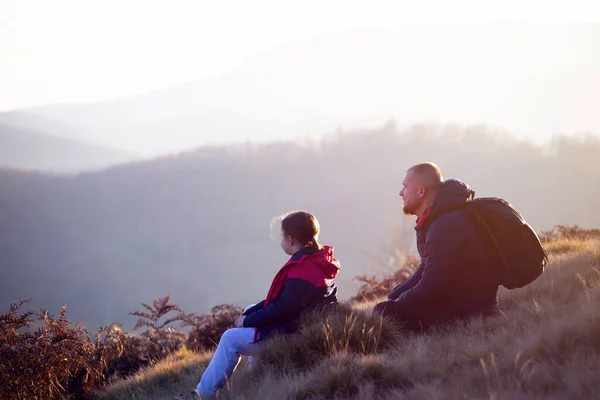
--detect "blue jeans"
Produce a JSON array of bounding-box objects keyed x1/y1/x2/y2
[{"x1": 196, "y1": 304, "x2": 260, "y2": 397}]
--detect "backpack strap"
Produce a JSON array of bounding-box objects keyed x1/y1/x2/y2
[{"x1": 419, "y1": 203, "x2": 464, "y2": 232}]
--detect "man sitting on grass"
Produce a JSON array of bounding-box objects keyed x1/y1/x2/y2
[{"x1": 374, "y1": 162, "x2": 500, "y2": 331}]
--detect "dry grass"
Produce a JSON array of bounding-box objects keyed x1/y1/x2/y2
[
  {"x1": 99, "y1": 238, "x2": 600, "y2": 400},
  {"x1": 98, "y1": 347, "x2": 214, "y2": 400}
]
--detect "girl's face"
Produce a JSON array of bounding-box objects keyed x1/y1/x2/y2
[{"x1": 280, "y1": 230, "x2": 295, "y2": 255}]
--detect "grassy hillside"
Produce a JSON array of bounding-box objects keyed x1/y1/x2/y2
[{"x1": 98, "y1": 233, "x2": 600, "y2": 400}]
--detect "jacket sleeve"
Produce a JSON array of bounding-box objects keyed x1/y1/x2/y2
[
  {"x1": 243, "y1": 300, "x2": 265, "y2": 316},
  {"x1": 388, "y1": 262, "x2": 424, "y2": 300},
  {"x1": 396, "y1": 212, "x2": 465, "y2": 307},
  {"x1": 243, "y1": 278, "x2": 317, "y2": 328}
]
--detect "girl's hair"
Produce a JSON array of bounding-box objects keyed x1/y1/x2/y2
[{"x1": 280, "y1": 211, "x2": 320, "y2": 247}]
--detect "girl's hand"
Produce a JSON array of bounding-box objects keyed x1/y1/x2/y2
[{"x1": 234, "y1": 315, "x2": 246, "y2": 328}]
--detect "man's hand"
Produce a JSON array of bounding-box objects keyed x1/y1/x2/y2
[
  {"x1": 234, "y1": 315, "x2": 246, "y2": 328},
  {"x1": 389, "y1": 290, "x2": 403, "y2": 301},
  {"x1": 388, "y1": 284, "x2": 402, "y2": 301},
  {"x1": 388, "y1": 289, "x2": 401, "y2": 301}
]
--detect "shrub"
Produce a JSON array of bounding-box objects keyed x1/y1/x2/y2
[
  {"x1": 0, "y1": 299, "x2": 105, "y2": 400},
  {"x1": 0, "y1": 295, "x2": 242, "y2": 399},
  {"x1": 130, "y1": 295, "x2": 189, "y2": 356},
  {"x1": 98, "y1": 295, "x2": 193, "y2": 378},
  {"x1": 351, "y1": 255, "x2": 419, "y2": 303},
  {"x1": 96, "y1": 323, "x2": 157, "y2": 379},
  {"x1": 539, "y1": 225, "x2": 600, "y2": 243},
  {"x1": 185, "y1": 304, "x2": 242, "y2": 352}
]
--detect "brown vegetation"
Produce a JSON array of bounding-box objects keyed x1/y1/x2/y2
[
  {"x1": 539, "y1": 224, "x2": 600, "y2": 243},
  {"x1": 0, "y1": 297, "x2": 239, "y2": 399},
  {"x1": 0, "y1": 300, "x2": 104, "y2": 399},
  {"x1": 185, "y1": 304, "x2": 243, "y2": 352},
  {"x1": 351, "y1": 255, "x2": 419, "y2": 303}
]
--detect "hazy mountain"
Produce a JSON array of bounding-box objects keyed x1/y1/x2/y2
[
  {"x1": 17, "y1": 25, "x2": 600, "y2": 156},
  {"x1": 0, "y1": 120, "x2": 138, "y2": 173},
  {"x1": 1, "y1": 123, "x2": 599, "y2": 333}
]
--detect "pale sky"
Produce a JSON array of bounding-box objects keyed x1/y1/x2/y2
[{"x1": 1, "y1": 0, "x2": 599, "y2": 112}]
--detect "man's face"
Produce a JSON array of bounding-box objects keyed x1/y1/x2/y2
[{"x1": 399, "y1": 171, "x2": 423, "y2": 216}]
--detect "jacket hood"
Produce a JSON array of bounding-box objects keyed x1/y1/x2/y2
[
  {"x1": 307, "y1": 245, "x2": 341, "y2": 279},
  {"x1": 286, "y1": 245, "x2": 341, "y2": 279},
  {"x1": 431, "y1": 179, "x2": 475, "y2": 215}
]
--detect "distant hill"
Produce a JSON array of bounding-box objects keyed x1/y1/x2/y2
[
  {"x1": 1, "y1": 124, "x2": 599, "y2": 332},
  {"x1": 0, "y1": 124, "x2": 138, "y2": 173},
  {"x1": 0, "y1": 111, "x2": 139, "y2": 172},
  {"x1": 3, "y1": 107, "x2": 335, "y2": 157}
]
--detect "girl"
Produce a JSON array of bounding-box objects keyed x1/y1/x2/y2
[{"x1": 195, "y1": 211, "x2": 341, "y2": 397}]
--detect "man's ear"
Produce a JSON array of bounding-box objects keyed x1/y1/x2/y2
[{"x1": 417, "y1": 185, "x2": 426, "y2": 198}]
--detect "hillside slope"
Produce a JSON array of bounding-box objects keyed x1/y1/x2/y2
[{"x1": 100, "y1": 236, "x2": 600, "y2": 399}]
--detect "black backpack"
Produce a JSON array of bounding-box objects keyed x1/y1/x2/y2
[{"x1": 462, "y1": 198, "x2": 548, "y2": 289}]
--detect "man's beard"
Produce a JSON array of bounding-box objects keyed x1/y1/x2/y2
[{"x1": 402, "y1": 202, "x2": 415, "y2": 216}]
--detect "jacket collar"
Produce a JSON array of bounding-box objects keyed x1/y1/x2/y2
[{"x1": 415, "y1": 207, "x2": 433, "y2": 228}]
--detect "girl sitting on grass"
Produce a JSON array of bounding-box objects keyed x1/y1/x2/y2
[{"x1": 195, "y1": 211, "x2": 341, "y2": 397}]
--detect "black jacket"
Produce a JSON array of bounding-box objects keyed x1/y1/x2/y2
[{"x1": 388, "y1": 179, "x2": 499, "y2": 325}]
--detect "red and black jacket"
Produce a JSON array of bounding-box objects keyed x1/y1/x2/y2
[{"x1": 243, "y1": 244, "x2": 340, "y2": 342}]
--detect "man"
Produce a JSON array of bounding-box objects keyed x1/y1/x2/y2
[{"x1": 374, "y1": 162, "x2": 499, "y2": 331}]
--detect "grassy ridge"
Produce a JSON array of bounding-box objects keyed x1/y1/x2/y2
[{"x1": 100, "y1": 238, "x2": 600, "y2": 399}]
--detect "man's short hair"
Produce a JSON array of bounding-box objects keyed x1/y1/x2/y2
[{"x1": 407, "y1": 162, "x2": 444, "y2": 190}]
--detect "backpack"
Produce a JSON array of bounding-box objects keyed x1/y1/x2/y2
[{"x1": 462, "y1": 198, "x2": 548, "y2": 289}]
